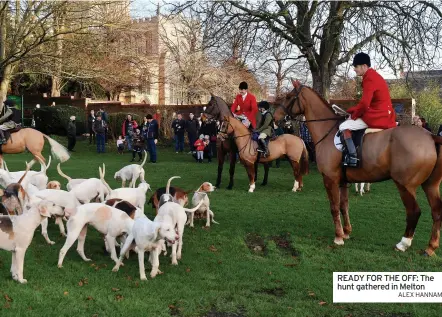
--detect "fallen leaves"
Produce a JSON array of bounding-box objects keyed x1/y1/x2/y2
[
  {"x1": 86, "y1": 296, "x2": 94, "y2": 301},
  {"x1": 284, "y1": 263, "x2": 297, "y2": 267},
  {"x1": 111, "y1": 288, "x2": 121, "y2": 292},
  {"x1": 78, "y1": 278, "x2": 89, "y2": 286},
  {"x1": 308, "y1": 291, "x2": 315, "y2": 297},
  {"x1": 185, "y1": 268, "x2": 191, "y2": 273},
  {"x1": 319, "y1": 301, "x2": 327, "y2": 306},
  {"x1": 209, "y1": 245, "x2": 218, "y2": 252},
  {"x1": 115, "y1": 294, "x2": 124, "y2": 302},
  {"x1": 4, "y1": 294, "x2": 12, "y2": 302},
  {"x1": 63, "y1": 291, "x2": 69, "y2": 296}
]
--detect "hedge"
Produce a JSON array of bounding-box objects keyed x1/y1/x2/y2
[
  {"x1": 34, "y1": 105, "x2": 86, "y2": 136},
  {"x1": 107, "y1": 112, "x2": 143, "y2": 140}
]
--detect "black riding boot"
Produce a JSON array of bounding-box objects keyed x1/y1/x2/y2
[
  {"x1": 258, "y1": 139, "x2": 269, "y2": 156},
  {"x1": 342, "y1": 130, "x2": 359, "y2": 167},
  {"x1": 0, "y1": 130, "x2": 6, "y2": 144}
]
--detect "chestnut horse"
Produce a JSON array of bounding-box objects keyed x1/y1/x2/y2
[
  {"x1": 274, "y1": 80, "x2": 442, "y2": 256},
  {"x1": 0, "y1": 128, "x2": 70, "y2": 167},
  {"x1": 206, "y1": 95, "x2": 308, "y2": 193}
]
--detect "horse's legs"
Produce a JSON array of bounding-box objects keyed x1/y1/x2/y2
[
  {"x1": 288, "y1": 160, "x2": 301, "y2": 192},
  {"x1": 339, "y1": 186, "x2": 352, "y2": 239},
  {"x1": 323, "y1": 176, "x2": 344, "y2": 245},
  {"x1": 421, "y1": 182, "x2": 442, "y2": 256},
  {"x1": 261, "y1": 163, "x2": 269, "y2": 186},
  {"x1": 227, "y1": 150, "x2": 236, "y2": 190},
  {"x1": 216, "y1": 148, "x2": 224, "y2": 189},
  {"x1": 394, "y1": 182, "x2": 421, "y2": 252},
  {"x1": 246, "y1": 162, "x2": 256, "y2": 193}
]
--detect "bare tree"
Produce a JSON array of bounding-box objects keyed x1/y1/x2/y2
[{"x1": 167, "y1": 1, "x2": 442, "y2": 100}]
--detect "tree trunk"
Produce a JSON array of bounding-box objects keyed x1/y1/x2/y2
[
  {"x1": 0, "y1": 64, "x2": 15, "y2": 110},
  {"x1": 311, "y1": 69, "x2": 332, "y2": 101},
  {"x1": 51, "y1": 75, "x2": 62, "y2": 97}
]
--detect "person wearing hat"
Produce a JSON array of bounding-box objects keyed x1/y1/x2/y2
[
  {"x1": 67, "y1": 115, "x2": 77, "y2": 152},
  {"x1": 0, "y1": 100, "x2": 17, "y2": 144},
  {"x1": 338, "y1": 52, "x2": 396, "y2": 167},
  {"x1": 254, "y1": 101, "x2": 274, "y2": 156},
  {"x1": 230, "y1": 81, "x2": 259, "y2": 128}
]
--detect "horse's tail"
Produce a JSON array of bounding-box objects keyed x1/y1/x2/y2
[
  {"x1": 43, "y1": 135, "x2": 70, "y2": 163},
  {"x1": 300, "y1": 140, "x2": 309, "y2": 175},
  {"x1": 57, "y1": 163, "x2": 72, "y2": 182}
]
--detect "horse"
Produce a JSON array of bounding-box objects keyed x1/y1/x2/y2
[
  {"x1": 273, "y1": 79, "x2": 442, "y2": 256},
  {"x1": 205, "y1": 99, "x2": 270, "y2": 190},
  {"x1": 0, "y1": 128, "x2": 70, "y2": 168},
  {"x1": 205, "y1": 95, "x2": 309, "y2": 193}
]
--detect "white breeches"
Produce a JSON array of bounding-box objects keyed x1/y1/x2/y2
[
  {"x1": 258, "y1": 133, "x2": 267, "y2": 139},
  {"x1": 339, "y1": 118, "x2": 368, "y2": 131}
]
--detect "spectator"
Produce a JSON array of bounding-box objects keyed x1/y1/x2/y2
[
  {"x1": 88, "y1": 109, "x2": 96, "y2": 144},
  {"x1": 194, "y1": 134, "x2": 206, "y2": 163},
  {"x1": 199, "y1": 114, "x2": 218, "y2": 158},
  {"x1": 122, "y1": 114, "x2": 138, "y2": 151},
  {"x1": 131, "y1": 128, "x2": 144, "y2": 162},
  {"x1": 67, "y1": 115, "x2": 76, "y2": 152},
  {"x1": 98, "y1": 107, "x2": 108, "y2": 143},
  {"x1": 299, "y1": 116, "x2": 315, "y2": 163},
  {"x1": 172, "y1": 113, "x2": 185, "y2": 153},
  {"x1": 186, "y1": 112, "x2": 199, "y2": 153},
  {"x1": 93, "y1": 114, "x2": 106, "y2": 153},
  {"x1": 117, "y1": 135, "x2": 125, "y2": 154},
  {"x1": 143, "y1": 114, "x2": 158, "y2": 163}
]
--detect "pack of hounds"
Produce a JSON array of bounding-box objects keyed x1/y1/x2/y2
[{"x1": 0, "y1": 151, "x2": 218, "y2": 283}]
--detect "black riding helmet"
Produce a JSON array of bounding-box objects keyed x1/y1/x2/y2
[{"x1": 258, "y1": 101, "x2": 270, "y2": 110}]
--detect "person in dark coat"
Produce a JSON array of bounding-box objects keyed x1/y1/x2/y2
[
  {"x1": 93, "y1": 114, "x2": 106, "y2": 153},
  {"x1": 199, "y1": 114, "x2": 218, "y2": 160},
  {"x1": 186, "y1": 112, "x2": 199, "y2": 153},
  {"x1": 171, "y1": 113, "x2": 186, "y2": 153},
  {"x1": 142, "y1": 114, "x2": 159, "y2": 163},
  {"x1": 67, "y1": 115, "x2": 77, "y2": 152},
  {"x1": 98, "y1": 107, "x2": 108, "y2": 143},
  {"x1": 88, "y1": 109, "x2": 96, "y2": 144}
]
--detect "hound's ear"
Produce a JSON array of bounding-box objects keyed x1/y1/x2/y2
[{"x1": 38, "y1": 204, "x2": 51, "y2": 218}]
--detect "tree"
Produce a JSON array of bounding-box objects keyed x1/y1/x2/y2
[
  {"x1": 167, "y1": 1, "x2": 442, "y2": 100},
  {"x1": 0, "y1": 1, "x2": 132, "y2": 109}
]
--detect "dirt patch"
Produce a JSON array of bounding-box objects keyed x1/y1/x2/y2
[
  {"x1": 245, "y1": 233, "x2": 267, "y2": 256},
  {"x1": 203, "y1": 307, "x2": 246, "y2": 317},
  {"x1": 259, "y1": 287, "x2": 286, "y2": 297},
  {"x1": 269, "y1": 234, "x2": 300, "y2": 257}
]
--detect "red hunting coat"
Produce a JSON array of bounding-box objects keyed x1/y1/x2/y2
[
  {"x1": 347, "y1": 68, "x2": 397, "y2": 129},
  {"x1": 231, "y1": 92, "x2": 258, "y2": 128}
]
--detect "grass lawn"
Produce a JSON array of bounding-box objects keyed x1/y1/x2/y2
[{"x1": 0, "y1": 139, "x2": 441, "y2": 317}]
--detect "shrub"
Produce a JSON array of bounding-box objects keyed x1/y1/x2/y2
[
  {"x1": 34, "y1": 105, "x2": 86, "y2": 136},
  {"x1": 416, "y1": 82, "x2": 442, "y2": 131}
]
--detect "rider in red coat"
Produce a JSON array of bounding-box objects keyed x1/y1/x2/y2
[
  {"x1": 231, "y1": 81, "x2": 258, "y2": 128},
  {"x1": 339, "y1": 52, "x2": 397, "y2": 167}
]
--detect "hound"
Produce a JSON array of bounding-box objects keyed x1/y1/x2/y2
[
  {"x1": 188, "y1": 182, "x2": 218, "y2": 228},
  {"x1": 148, "y1": 176, "x2": 189, "y2": 214},
  {"x1": 0, "y1": 200, "x2": 65, "y2": 283},
  {"x1": 355, "y1": 183, "x2": 371, "y2": 196},
  {"x1": 57, "y1": 163, "x2": 88, "y2": 191},
  {"x1": 114, "y1": 151, "x2": 147, "y2": 188},
  {"x1": 57, "y1": 203, "x2": 143, "y2": 268},
  {"x1": 2, "y1": 156, "x2": 51, "y2": 190},
  {"x1": 100, "y1": 165, "x2": 150, "y2": 212}
]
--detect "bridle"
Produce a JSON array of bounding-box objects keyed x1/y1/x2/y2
[{"x1": 277, "y1": 85, "x2": 346, "y2": 146}]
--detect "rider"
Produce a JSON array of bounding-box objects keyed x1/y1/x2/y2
[
  {"x1": 0, "y1": 100, "x2": 17, "y2": 145},
  {"x1": 254, "y1": 101, "x2": 274, "y2": 156},
  {"x1": 339, "y1": 52, "x2": 397, "y2": 167},
  {"x1": 231, "y1": 81, "x2": 258, "y2": 129}
]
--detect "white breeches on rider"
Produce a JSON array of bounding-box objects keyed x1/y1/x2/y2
[
  {"x1": 258, "y1": 133, "x2": 267, "y2": 139},
  {"x1": 339, "y1": 118, "x2": 368, "y2": 131}
]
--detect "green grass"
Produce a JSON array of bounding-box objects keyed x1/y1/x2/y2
[{"x1": 1, "y1": 139, "x2": 441, "y2": 317}]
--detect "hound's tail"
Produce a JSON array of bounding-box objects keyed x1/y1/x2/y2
[
  {"x1": 99, "y1": 164, "x2": 113, "y2": 194},
  {"x1": 165, "y1": 176, "x2": 181, "y2": 195},
  {"x1": 183, "y1": 199, "x2": 204, "y2": 213},
  {"x1": 140, "y1": 150, "x2": 147, "y2": 168},
  {"x1": 43, "y1": 135, "x2": 70, "y2": 163},
  {"x1": 57, "y1": 163, "x2": 72, "y2": 182}
]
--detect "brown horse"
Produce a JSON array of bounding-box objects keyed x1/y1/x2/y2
[
  {"x1": 0, "y1": 128, "x2": 70, "y2": 167},
  {"x1": 274, "y1": 80, "x2": 442, "y2": 256},
  {"x1": 205, "y1": 95, "x2": 308, "y2": 193}
]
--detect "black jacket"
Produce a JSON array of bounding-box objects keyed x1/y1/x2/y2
[
  {"x1": 172, "y1": 119, "x2": 186, "y2": 135},
  {"x1": 142, "y1": 120, "x2": 159, "y2": 139},
  {"x1": 199, "y1": 120, "x2": 218, "y2": 138},
  {"x1": 67, "y1": 121, "x2": 76, "y2": 137},
  {"x1": 186, "y1": 118, "x2": 199, "y2": 136},
  {"x1": 93, "y1": 119, "x2": 106, "y2": 134}
]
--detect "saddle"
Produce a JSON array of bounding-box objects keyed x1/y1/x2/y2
[
  {"x1": 0, "y1": 125, "x2": 22, "y2": 148},
  {"x1": 338, "y1": 128, "x2": 384, "y2": 164}
]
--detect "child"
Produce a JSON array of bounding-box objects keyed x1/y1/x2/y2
[
  {"x1": 117, "y1": 135, "x2": 125, "y2": 154},
  {"x1": 194, "y1": 134, "x2": 206, "y2": 163},
  {"x1": 131, "y1": 129, "x2": 144, "y2": 162}
]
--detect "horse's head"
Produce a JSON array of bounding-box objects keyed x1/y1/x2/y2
[
  {"x1": 204, "y1": 94, "x2": 232, "y2": 121},
  {"x1": 274, "y1": 79, "x2": 305, "y2": 123}
]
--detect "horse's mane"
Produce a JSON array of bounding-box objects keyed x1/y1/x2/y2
[
  {"x1": 302, "y1": 86, "x2": 340, "y2": 117},
  {"x1": 212, "y1": 95, "x2": 233, "y2": 116}
]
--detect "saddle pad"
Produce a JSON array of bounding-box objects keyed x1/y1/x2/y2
[
  {"x1": 334, "y1": 131, "x2": 344, "y2": 152},
  {"x1": 365, "y1": 128, "x2": 383, "y2": 134}
]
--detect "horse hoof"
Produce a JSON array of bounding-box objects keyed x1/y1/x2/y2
[
  {"x1": 343, "y1": 234, "x2": 350, "y2": 240},
  {"x1": 422, "y1": 249, "x2": 435, "y2": 257},
  {"x1": 334, "y1": 238, "x2": 344, "y2": 245}
]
